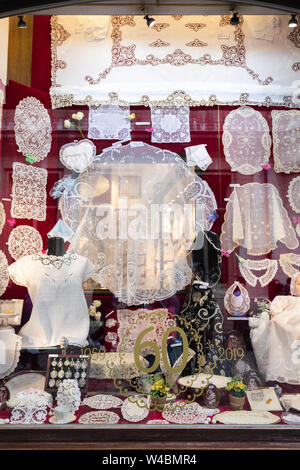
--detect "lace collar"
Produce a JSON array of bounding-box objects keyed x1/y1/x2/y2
[
  {"x1": 32, "y1": 253, "x2": 78, "y2": 269},
  {"x1": 279, "y1": 253, "x2": 300, "y2": 278},
  {"x1": 238, "y1": 258, "x2": 278, "y2": 287}
]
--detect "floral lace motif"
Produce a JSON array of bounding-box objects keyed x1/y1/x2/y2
[
  {"x1": 151, "y1": 106, "x2": 190, "y2": 143},
  {"x1": 224, "y1": 281, "x2": 250, "y2": 316},
  {"x1": 8, "y1": 226, "x2": 43, "y2": 260},
  {"x1": 31, "y1": 253, "x2": 78, "y2": 269},
  {"x1": 79, "y1": 410, "x2": 120, "y2": 424},
  {"x1": 185, "y1": 22, "x2": 206, "y2": 32},
  {"x1": 10, "y1": 406, "x2": 48, "y2": 424},
  {"x1": 11, "y1": 163, "x2": 47, "y2": 221},
  {"x1": 238, "y1": 259, "x2": 278, "y2": 287},
  {"x1": 272, "y1": 110, "x2": 300, "y2": 173},
  {"x1": 288, "y1": 24, "x2": 300, "y2": 48},
  {"x1": 14, "y1": 97, "x2": 52, "y2": 162},
  {"x1": 0, "y1": 250, "x2": 9, "y2": 296},
  {"x1": 0, "y1": 202, "x2": 5, "y2": 235},
  {"x1": 222, "y1": 107, "x2": 271, "y2": 174},
  {"x1": 106, "y1": 318, "x2": 117, "y2": 328},
  {"x1": 220, "y1": 183, "x2": 299, "y2": 256},
  {"x1": 50, "y1": 16, "x2": 71, "y2": 88},
  {"x1": 88, "y1": 104, "x2": 131, "y2": 140},
  {"x1": 287, "y1": 177, "x2": 300, "y2": 213},
  {"x1": 117, "y1": 308, "x2": 176, "y2": 354},
  {"x1": 279, "y1": 253, "x2": 300, "y2": 278},
  {"x1": 149, "y1": 39, "x2": 170, "y2": 47}
]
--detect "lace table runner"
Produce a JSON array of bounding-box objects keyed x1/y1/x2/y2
[
  {"x1": 11, "y1": 163, "x2": 48, "y2": 221},
  {"x1": 8, "y1": 226, "x2": 43, "y2": 260},
  {"x1": 222, "y1": 106, "x2": 271, "y2": 175},
  {"x1": 88, "y1": 104, "x2": 131, "y2": 140},
  {"x1": 272, "y1": 110, "x2": 300, "y2": 173},
  {"x1": 151, "y1": 106, "x2": 190, "y2": 143},
  {"x1": 14, "y1": 97, "x2": 52, "y2": 162}
]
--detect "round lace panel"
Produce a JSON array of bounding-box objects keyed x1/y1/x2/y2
[
  {"x1": 78, "y1": 410, "x2": 120, "y2": 424},
  {"x1": 0, "y1": 202, "x2": 5, "y2": 235},
  {"x1": 83, "y1": 394, "x2": 123, "y2": 410},
  {"x1": 0, "y1": 250, "x2": 9, "y2": 296},
  {"x1": 238, "y1": 259, "x2": 278, "y2": 287},
  {"x1": 121, "y1": 395, "x2": 149, "y2": 422},
  {"x1": 8, "y1": 226, "x2": 43, "y2": 260},
  {"x1": 224, "y1": 281, "x2": 250, "y2": 316},
  {"x1": 14, "y1": 97, "x2": 52, "y2": 162},
  {"x1": 287, "y1": 177, "x2": 300, "y2": 214},
  {"x1": 222, "y1": 107, "x2": 271, "y2": 175}
]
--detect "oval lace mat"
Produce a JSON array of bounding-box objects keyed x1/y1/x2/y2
[
  {"x1": 162, "y1": 401, "x2": 206, "y2": 424},
  {"x1": 121, "y1": 395, "x2": 149, "y2": 422},
  {"x1": 212, "y1": 411, "x2": 280, "y2": 425},
  {"x1": 78, "y1": 410, "x2": 120, "y2": 424},
  {"x1": 83, "y1": 394, "x2": 123, "y2": 410}
]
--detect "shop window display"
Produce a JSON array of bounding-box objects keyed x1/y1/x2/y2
[{"x1": 0, "y1": 9, "x2": 299, "y2": 449}]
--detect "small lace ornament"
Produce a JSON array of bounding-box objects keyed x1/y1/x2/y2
[
  {"x1": 224, "y1": 281, "x2": 250, "y2": 316},
  {"x1": 59, "y1": 139, "x2": 96, "y2": 173},
  {"x1": 162, "y1": 401, "x2": 208, "y2": 424},
  {"x1": 11, "y1": 163, "x2": 48, "y2": 221},
  {"x1": 238, "y1": 258, "x2": 278, "y2": 287},
  {"x1": 56, "y1": 379, "x2": 81, "y2": 412},
  {"x1": 82, "y1": 394, "x2": 123, "y2": 410},
  {"x1": 0, "y1": 250, "x2": 9, "y2": 296},
  {"x1": 222, "y1": 107, "x2": 271, "y2": 175},
  {"x1": 14, "y1": 96, "x2": 52, "y2": 162},
  {"x1": 79, "y1": 410, "x2": 120, "y2": 424},
  {"x1": 287, "y1": 177, "x2": 300, "y2": 213},
  {"x1": 184, "y1": 144, "x2": 212, "y2": 170},
  {"x1": 279, "y1": 253, "x2": 300, "y2": 278},
  {"x1": 88, "y1": 104, "x2": 131, "y2": 140},
  {"x1": 0, "y1": 202, "x2": 5, "y2": 235},
  {"x1": 8, "y1": 226, "x2": 43, "y2": 260},
  {"x1": 121, "y1": 395, "x2": 149, "y2": 422},
  {"x1": 272, "y1": 110, "x2": 300, "y2": 173},
  {"x1": 151, "y1": 106, "x2": 191, "y2": 143},
  {"x1": 106, "y1": 318, "x2": 117, "y2": 328}
]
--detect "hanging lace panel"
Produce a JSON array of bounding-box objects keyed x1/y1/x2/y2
[
  {"x1": 222, "y1": 107, "x2": 271, "y2": 175},
  {"x1": 287, "y1": 177, "x2": 300, "y2": 213},
  {"x1": 238, "y1": 258, "x2": 278, "y2": 287},
  {"x1": 62, "y1": 142, "x2": 217, "y2": 305},
  {"x1": 151, "y1": 106, "x2": 191, "y2": 143},
  {"x1": 220, "y1": 183, "x2": 299, "y2": 256},
  {"x1": 0, "y1": 202, "x2": 5, "y2": 235},
  {"x1": 11, "y1": 163, "x2": 48, "y2": 221},
  {"x1": 14, "y1": 97, "x2": 52, "y2": 162},
  {"x1": 8, "y1": 226, "x2": 43, "y2": 260},
  {"x1": 88, "y1": 105, "x2": 131, "y2": 140},
  {"x1": 279, "y1": 253, "x2": 300, "y2": 278},
  {"x1": 0, "y1": 250, "x2": 9, "y2": 296},
  {"x1": 272, "y1": 110, "x2": 300, "y2": 173}
]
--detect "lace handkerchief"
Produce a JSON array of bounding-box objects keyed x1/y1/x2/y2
[
  {"x1": 151, "y1": 106, "x2": 191, "y2": 143},
  {"x1": 287, "y1": 177, "x2": 300, "y2": 213},
  {"x1": 11, "y1": 163, "x2": 47, "y2": 221},
  {"x1": 185, "y1": 144, "x2": 212, "y2": 170},
  {"x1": 8, "y1": 225, "x2": 43, "y2": 260},
  {"x1": 222, "y1": 107, "x2": 271, "y2": 175},
  {"x1": 272, "y1": 110, "x2": 300, "y2": 173},
  {"x1": 88, "y1": 104, "x2": 131, "y2": 140},
  {"x1": 0, "y1": 250, "x2": 9, "y2": 296},
  {"x1": 14, "y1": 97, "x2": 52, "y2": 162}
]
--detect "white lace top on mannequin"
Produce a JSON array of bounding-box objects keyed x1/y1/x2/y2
[
  {"x1": 250, "y1": 272, "x2": 300, "y2": 384},
  {"x1": 8, "y1": 253, "x2": 94, "y2": 348}
]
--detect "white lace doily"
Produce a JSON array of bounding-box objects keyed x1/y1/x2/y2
[
  {"x1": 88, "y1": 104, "x2": 131, "y2": 140},
  {"x1": 14, "y1": 97, "x2": 52, "y2": 162},
  {"x1": 224, "y1": 281, "x2": 250, "y2": 316},
  {"x1": 0, "y1": 250, "x2": 9, "y2": 296},
  {"x1": 106, "y1": 318, "x2": 117, "y2": 328},
  {"x1": 212, "y1": 411, "x2": 280, "y2": 425},
  {"x1": 272, "y1": 110, "x2": 300, "y2": 173},
  {"x1": 222, "y1": 107, "x2": 271, "y2": 175},
  {"x1": 59, "y1": 139, "x2": 96, "y2": 173},
  {"x1": 11, "y1": 163, "x2": 48, "y2": 221},
  {"x1": 151, "y1": 106, "x2": 191, "y2": 143},
  {"x1": 279, "y1": 253, "x2": 300, "y2": 278},
  {"x1": 162, "y1": 401, "x2": 207, "y2": 424},
  {"x1": 287, "y1": 177, "x2": 300, "y2": 213},
  {"x1": 238, "y1": 258, "x2": 278, "y2": 287},
  {"x1": 220, "y1": 183, "x2": 299, "y2": 256},
  {"x1": 8, "y1": 225, "x2": 43, "y2": 260},
  {"x1": 121, "y1": 395, "x2": 149, "y2": 422},
  {"x1": 117, "y1": 308, "x2": 176, "y2": 354},
  {"x1": 79, "y1": 410, "x2": 120, "y2": 424},
  {"x1": 83, "y1": 394, "x2": 123, "y2": 410},
  {"x1": 0, "y1": 202, "x2": 5, "y2": 235}
]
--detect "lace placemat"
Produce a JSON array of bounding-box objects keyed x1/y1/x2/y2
[
  {"x1": 11, "y1": 163, "x2": 48, "y2": 221},
  {"x1": 88, "y1": 104, "x2": 131, "y2": 140},
  {"x1": 151, "y1": 106, "x2": 190, "y2": 143},
  {"x1": 14, "y1": 96, "x2": 52, "y2": 162},
  {"x1": 78, "y1": 410, "x2": 120, "y2": 424},
  {"x1": 162, "y1": 401, "x2": 207, "y2": 424},
  {"x1": 8, "y1": 226, "x2": 43, "y2": 260},
  {"x1": 83, "y1": 394, "x2": 123, "y2": 410}
]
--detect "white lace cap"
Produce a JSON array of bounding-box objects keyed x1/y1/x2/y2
[
  {"x1": 185, "y1": 144, "x2": 212, "y2": 170},
  {"x1": 47, "y1": 219, "x2": 74, "y2": 242}
]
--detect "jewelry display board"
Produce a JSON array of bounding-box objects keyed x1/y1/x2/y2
[{"x1": 45, "y1": 355, "x2": 90, "y2": 395}]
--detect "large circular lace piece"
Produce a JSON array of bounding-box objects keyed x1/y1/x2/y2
[
  {"x1": 121, "y1": 395, "x2": 149, "y2": 422},
  {"x1": 14, "y1": 96, "x2": 52, "y2": 162},
  {"x1": 0, "y1": 250, "x2": 9, "y2": 296},
  {"x1": 162, "y1": 401, "x2": 207, "y2": 424},
  {"x1": 82, "y1": 394, "x2": 123, "y2": 410},
  {"x1": 63, "y1": 142, "x2": 217, "y2": 305},
  {"x1": 8, "y1": 226, "x2": 43, "y2": 260},
  {"x1": 0, "y1": 202, "x2": 5, "y2": 235},
  {"x1": 78, "y1": 410, "x2": 120, "y2": 424},
  {"x1": 222, "y1": 107, "x2": 271, "y2": 175},
  {"x1": 287, "y1": 177, "x2": 300, "y2": 214}
]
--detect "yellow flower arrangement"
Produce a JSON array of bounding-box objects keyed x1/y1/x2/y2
[
  {"x1": 225, "y1": 376, "x2": 247, "y2": 397},
  {"x1": 148, "y1": 374, "x2": 170, "y2": 398}
]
